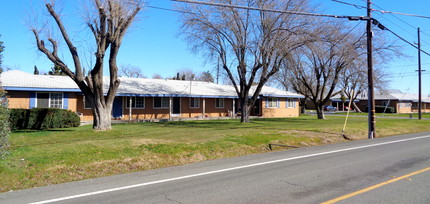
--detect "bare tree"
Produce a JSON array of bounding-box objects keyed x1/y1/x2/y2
[
  {"x1": 339, "y1": 29, "x2": 399, "y2": 113},
  {"x1": 284, "y1": 21, "x2": 359, "y2": 119},
  {"x1": 176, "y1": 68, "x2": 196, "y2": 80},
  {"x1": 119, "y1": 64, "x2": 145, "y2": 78},
  {"x1": 31, "y1": 0, "x2": 143, "y2": 130},
  {"x1": 178, "y1": 0, "x2": 314, "y2": 122},
  {"x1": 152, "y1": 73, "x2": 163, "y2": 79}
]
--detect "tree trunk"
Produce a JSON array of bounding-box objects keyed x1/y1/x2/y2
[
  {"x1": 352, "y1": 102, "x2": 362, "y2": 113},
  {"x1": 87, "y1": 94, "x2": 114, "y2": 131},
  {"x1": 316, "y1": 105, "x2": 326, "y2": 119},
  {"x1": 241, "y1": 104, "x2": 251, "y2": 123},
  {"x1": 93, "y1": 107, "x2": 112, "y2": 131}
]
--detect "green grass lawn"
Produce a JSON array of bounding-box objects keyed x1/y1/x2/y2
[{"x1": 2, "y1": 115, "x2": 430, "y2": 192}]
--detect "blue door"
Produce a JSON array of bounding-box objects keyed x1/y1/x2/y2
[{"x1": 112, "y1": 97, "x2": 123, "y2": 118}]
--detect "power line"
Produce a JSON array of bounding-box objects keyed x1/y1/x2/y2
[
  {"x1": 332, "y1": 0, "x2": 430, "y2": 19},
  {"x1": 172, "y1": 0, "x2": 361, "y2": 19},
  {"x1": 147, "y1": 5, "x2": 187, "y2": 13},
  {"x1": 377, "y1": 10, "x2": 430, "y2": 19},
  {"x1": 333, "y1": 0, "x2": 430, "y2": 47},
  {"x1": 370, "y1": 2, "x2": 430, "y2": 49},
  {"x1": 174, "y1": 0, "x2": 430, "y2": 57},
  {"x1": 372, "y1": 19, "x2": 430, "y2": 57}
]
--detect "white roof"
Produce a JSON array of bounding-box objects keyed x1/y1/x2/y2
[
  {"x1": 1, "y1": 70, "x2": 303, "y2": 98},
  {"x1": 358, "y1": 89, "x2": 430, "y2": 103}
]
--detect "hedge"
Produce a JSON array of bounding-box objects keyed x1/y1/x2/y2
[{"x1": 9, "y1": 108, "x2": 80, "y2": 130}]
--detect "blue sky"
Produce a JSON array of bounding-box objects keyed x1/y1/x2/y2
[{"x1": 1, "y1": 0, "x2": 429, "y2": 95}]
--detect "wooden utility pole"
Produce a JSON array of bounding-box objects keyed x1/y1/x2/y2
[
  {"x1": 367, "y1": 0, "x2": 376, "y2": 139},
  {"x1": 418, "y1": 27, "x2": 422, "y2": 120}
]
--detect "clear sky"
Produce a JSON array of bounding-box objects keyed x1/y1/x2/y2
[{"x1": 0, "y1": 0, "x2": 429, "y2": 95}]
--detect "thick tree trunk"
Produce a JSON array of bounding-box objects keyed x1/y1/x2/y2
[
  {"x1": 87, "y1": 93, "x2": 114, "y2": 131},
  {"x1": 93, "y1": 107, "x2": 112, "y2": 131},
  {"x1": 240, "y1": 104, "x2": 251, "y2": 123},
  {"x1": 316, "y1": 105, "x2": 326, "y2": 119}
]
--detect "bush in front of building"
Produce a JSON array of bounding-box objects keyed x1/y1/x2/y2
[
  {"x1": 375, "y1": 106, "x2": 395, "y2": 113},
  {"x1": 9, "y1": 108, "x2": 80, "y2": 130}
]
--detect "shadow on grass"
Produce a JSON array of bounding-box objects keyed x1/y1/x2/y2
[{"x1": 12, "y1": 129, "x2": 76, "y2": 133}]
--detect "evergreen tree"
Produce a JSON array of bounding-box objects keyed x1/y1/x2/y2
[
  {"x1": 0, "y1": 35, "x2": 4, "y2": 73},
  {"x1": 48, "y1": 65, "x2": 66, "y2": 75},
  {"x1": 34, "y1": 65, "x2": 40, "y2": 75}
]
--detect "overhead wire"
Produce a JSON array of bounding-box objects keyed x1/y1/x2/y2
[
  {"x1": 334, "y1": 0, "x2": 430, "y2": 48},
  {"x1": 370, "y1": 1, "x2": 430, "y2": 48},
  {"x1": 172, "y1": 0, "x2": 361, "y2": 19},
  {"x1": 171, "y1": 0, "x2": 430, "y2": 59},
  {"x1": 345, "y1": 0, "x2": 430, "y2": 19}
]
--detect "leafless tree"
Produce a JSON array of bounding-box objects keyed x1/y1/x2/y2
[
  {"x1": 31, "y1": 0, "x2": 143, "y2": 130},
  {"x1": 152, "y1": 73, "x2": 163, "y2": 79},
  {"x1": 283, "y1": 21, "x2": 359, "y2": 119},
  {"x1": 119, "y1": 64, "x2": 145, "y2": 78},
  {"x1": 175, "y1": 68, "x2": 196, "y2": 80},
  {"x1": 339, "y1": 29, "x2": 399, "y2": 113},
  {"x1": 178, "y1": 0, "x2": 315, "y2": 122}
]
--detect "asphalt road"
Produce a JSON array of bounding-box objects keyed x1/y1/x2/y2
[{"x1": 2, "y1": 132, "x2": 430, "y2": 204}]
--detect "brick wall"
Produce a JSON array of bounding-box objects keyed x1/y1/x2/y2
[{"x1": 261, "y1": 97, "x2": 300, "y2": 118}]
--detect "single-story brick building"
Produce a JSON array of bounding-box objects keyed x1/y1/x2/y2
[
  {"x1": 1, "y1": 70, "x2": 304, "y2": 121},
  {"x1": 356, "y1": 89, "x2": 430, "y2": 113}
]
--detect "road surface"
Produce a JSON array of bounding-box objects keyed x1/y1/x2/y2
[{"x1": 1, "y1": 132, "x2": 430, "y2": 204}]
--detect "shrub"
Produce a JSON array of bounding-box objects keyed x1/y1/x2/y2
[
  {"x1": 375, "y1": 106, "x2": 395, "y2": 113},
  {"x1": 9, "y1": 108, "x2": 80, "y2": 130},
  {"x1": 365, "y1": 106, "x2": 396, "y2": 113},
  {"x1": 0, "y1": 89, "x2": 10, "y2": 159}
]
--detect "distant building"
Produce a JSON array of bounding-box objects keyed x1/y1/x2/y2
[{"x1": 356, "y1": 89, "x2": 430, "y2": 113}]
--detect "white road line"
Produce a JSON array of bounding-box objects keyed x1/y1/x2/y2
[{"x1": 30, "y1": 135, "x2": 430, "y2": 204}]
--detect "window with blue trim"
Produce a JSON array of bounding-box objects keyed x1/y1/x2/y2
[
  {"x1": 286, "y1": 99, "x2": 295, "y2": 108},
  {"x1": 126, "y1": 96, "x2": 145, "y2": 109},
  {"x1": 267, "y1": 98, "x2": 279, "y2": 108},
  {"x1": 36, "y1": 92, "x2": 63, "y2": 108}
]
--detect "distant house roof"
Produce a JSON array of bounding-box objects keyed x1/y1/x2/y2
[
  {"x1": 358, "y1": 89, "x2": 430, "y2": 103},
  {"x1": 1, "y1": 70, "x2": 303, "y2": 99}
]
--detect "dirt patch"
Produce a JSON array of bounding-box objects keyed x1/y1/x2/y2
[{"x1": 279, "y1": 130, "x2": 352, "y2": 144}]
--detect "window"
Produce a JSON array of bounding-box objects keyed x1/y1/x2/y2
[
  {"x1": 382, "y1": 101, "x2": 389, "y2": 106},
  {"x1": 84, "y1": 96, "x2": 91, "y2": 109},
  {"x1": 37, "y1": 93, "x2": 63, "y2": 108},
  {"x1": 190, "y1": 98, "x2": 200, "y2": 108},
  {"x1": 267, "y1": 98, "x2": 279, "y2": 108},
  {"x1": 399, "y1": 102, "x2": 411, "y2": 108},
  {"x1": 215, "y1": 98, "x2": 224, "y2": 108},
  {"x1": 154, "y1": 97, "x2": 170, "y2": 109},
  {"x1": 286, "y1": 99, "x2": 296, "y2": 108},
  {"x1": 126, "y1": 96, "x2": 145, "y2": 109}
]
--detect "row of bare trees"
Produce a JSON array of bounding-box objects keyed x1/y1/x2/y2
[
  {"x1": 276, "y1": 25, "x2": 397, "y2": 119},
  {"x1": 178, "y1": 0, "x2": 399, "y2": 120},
  {"x1": 178, "y1": 0, "x2": 318, "y2": 122},
  {"x1": 31, "y1": 0, "x2": 399, "y2": 130}
]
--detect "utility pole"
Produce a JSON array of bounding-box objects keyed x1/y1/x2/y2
[
  {"x1": 367, "y1": 0, "x2": 375, "y2": 139},
  {"x1": 418, "y1": 27, "x2": 422, "y2": 120}
]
